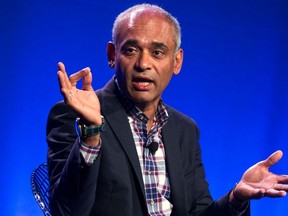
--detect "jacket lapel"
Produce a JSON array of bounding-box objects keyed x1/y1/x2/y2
[
  {"x1": 97, "y1": 80, "x2": 146, "y2": 198},
  {"x1": 162, "y1": 112, "x2": 187, "y2": 215}
]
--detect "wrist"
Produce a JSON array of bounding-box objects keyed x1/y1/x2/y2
[
  {"x1": 229, "y1": 184, "x2": 248, "y2": 209},
  {"x1": 75, "y1": 116, "x2": 105, "y2": 138},
  {"x1": 81, "y1": 135, "x2": 101, "y2": 147}
]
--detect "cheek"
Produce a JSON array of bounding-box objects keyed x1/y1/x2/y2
[
  {"x1": 115, "y1": 59, "x2": 126, "y2": 76},
  {"x1": 114, "y1": 63, "x2": 133, "y2": 89},
  {"x1": 160, "y1": 71, "x2": 174, "y2": 89},
  {"x1": 116, "y1": 58, "x2": 133, "y2": 75}
]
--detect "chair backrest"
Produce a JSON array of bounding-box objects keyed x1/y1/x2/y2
[{"x1": 31, "y1": 163, "x2": 51, "y2": 216}]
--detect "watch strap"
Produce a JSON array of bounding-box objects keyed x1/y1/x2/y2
[{"x1": 75, "y1": 116, "x2": 105, "y2": 138}]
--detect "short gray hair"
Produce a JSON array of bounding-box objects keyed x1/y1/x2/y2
[{"x1": 112, "y1": 4, "x2": 182, "y2": 51}]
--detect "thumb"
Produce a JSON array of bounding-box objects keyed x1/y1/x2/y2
[
  {"x1": 260, "y1": 150, "x2": 283, "y2": 168},
  {"x1": 82, "y1": 69, "x2": 94, "y2": 91}
]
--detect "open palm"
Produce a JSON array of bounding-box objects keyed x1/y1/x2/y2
[{"x1": 235, "y1": 150, "x2": 288, "y2": 200}]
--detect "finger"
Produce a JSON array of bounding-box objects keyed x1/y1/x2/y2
[
  {"x1": 274, "y1": 183, "x2": 288, "y2": 191},
  {"x1": 58, "y1": 62, "x2": 66, "y2": 73},
  {"x1": 57, "y1": 62, "x2": 72, "y2": 97},
  {"x1": 82, "y1": 70, "x2": 94, "y2": 91},
  {"x1": 260, "y1": 150, "x2": 283, "y2": 168},
  {"x1": 58, "y1": 72, "x2": 73, "y2": 102},
  {"x1": 250, "y1": 188, "x2": 265, "y2": 199},
  {"x1": 277, "y1": 175, "x2": 288, "y2": 184},
  {"x1": 58, "y1": 62, "x2": 71, "y2": 86},
  {"x1": 265, "y1": 188, "x2": 286, "y2": 197},
  {"x1": 69, "y1": 67, "x2": 90, "y2": 87}
]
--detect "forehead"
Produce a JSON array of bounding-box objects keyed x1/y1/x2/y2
[{"x1": 117, "y1": 11, "x2": 175, "y2": 48}]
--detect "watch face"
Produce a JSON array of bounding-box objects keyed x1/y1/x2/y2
[{"x1": 75, "y1": 116, "x2": 104, "y2": 138}]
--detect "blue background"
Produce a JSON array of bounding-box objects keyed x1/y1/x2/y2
[{"x1": 1, "y1": 0, "x2": 287, "y2": 215}]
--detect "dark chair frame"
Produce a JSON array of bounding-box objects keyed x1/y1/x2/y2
[{"x1": 31, "y1": 163, "x2": 51, "y2": 216}]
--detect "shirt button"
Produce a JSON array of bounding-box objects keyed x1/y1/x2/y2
[
  {"x1": 150, "y1": 200, "x2": 154, "y2": 206},
  {"x1": 139, "y1": 114, "x2": 144, "y2": 121},
  {"x1": 147, "y1": 169, "x2": 151, "y2": 175}
]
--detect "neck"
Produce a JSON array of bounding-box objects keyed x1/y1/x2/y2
[{"x1": 136, "y1": 102, "x2": 158, "y2": 132}]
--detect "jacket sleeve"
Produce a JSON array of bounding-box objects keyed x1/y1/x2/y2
[
  {"x1": 187, "y1": 123, "x2": 250, "y2": 216},
  {"x1": 198, "y1": 192, "x2": 250, "y2": 216},
  {"x1": 46, "y1": 101, "x2": 101, "y2": 216},
  {"x1": 167, "y1": 107, "x2": 250, "y2": 216}
]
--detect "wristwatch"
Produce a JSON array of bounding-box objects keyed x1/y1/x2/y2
[{"x1": 75, "y1": 116, "x2": 105, "y2": 138}]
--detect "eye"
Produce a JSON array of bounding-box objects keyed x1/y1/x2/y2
[
  {"x1": 122, "y1": 46, "x2": 137, "y2": 56},
  {"x1": 152, "y1": 50, "x2": 164, "y2": 58}
]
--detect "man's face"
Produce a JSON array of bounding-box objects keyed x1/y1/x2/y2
[{"x1": 108, "y1": 11, "x2": 183, "y2": 109}]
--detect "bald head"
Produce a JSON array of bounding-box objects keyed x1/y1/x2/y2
[{"x1": 112, "y1": 4, "x2": 181, "y2": 51}]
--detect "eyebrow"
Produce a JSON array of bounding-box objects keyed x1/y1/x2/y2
[
  {"x1": 121, "y1": 39, "x2": 169, "y2": 51},
  {"x1": 121, "y1": 39, "x2": 138, "y2": 49},
  {"x1": 151, "y1": 42, "x2": 169, "y2": 51}
]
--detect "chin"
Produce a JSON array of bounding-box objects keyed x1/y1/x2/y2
[{"x1": 133, "y1": 96, "x2": 158, "y2": 107}]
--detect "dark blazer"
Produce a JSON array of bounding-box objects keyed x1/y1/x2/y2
[{"x1": 47, "y1": 78, "x2": 250, "y2": 216}]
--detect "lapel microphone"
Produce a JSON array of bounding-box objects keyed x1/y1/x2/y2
[{"x1": 148, "y1": 142, "x2": 159, "y2": 155}]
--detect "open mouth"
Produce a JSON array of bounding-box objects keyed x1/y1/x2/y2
[{"x1": 132, "y1": 76, "x2": 153, "y2": 90}]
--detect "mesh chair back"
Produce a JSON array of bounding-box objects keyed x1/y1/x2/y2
[{"x1": 31, "y1": 163, "x2": 51, "y2": 216}]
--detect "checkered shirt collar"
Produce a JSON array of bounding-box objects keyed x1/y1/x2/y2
[{"x1": 114, "y1": 77, "x2": 169, "y2": 125}]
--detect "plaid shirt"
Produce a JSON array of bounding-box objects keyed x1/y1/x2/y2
[
  {"x1": 127, "y1": 99, "x2": 172, "y2": 216},
  {"x1": 79, "y1": 79, "x2": 172, "y2": 215}
]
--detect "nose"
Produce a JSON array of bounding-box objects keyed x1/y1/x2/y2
[{"x1": 134, "y1": 51, "x2": 152, "y2": 72}]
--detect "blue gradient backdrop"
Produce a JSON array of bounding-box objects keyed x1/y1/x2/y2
[{"x1": 1, "y1": 0, "x2": 287, "y2": 215}]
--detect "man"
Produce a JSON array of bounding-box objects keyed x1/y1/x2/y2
[{"x1": 47, "y1": 4, "x2": 288, "y2": 216}]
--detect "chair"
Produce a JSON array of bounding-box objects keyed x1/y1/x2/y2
[{"x1": 31, "y1": 163, "x2": 51, "y2": 216}]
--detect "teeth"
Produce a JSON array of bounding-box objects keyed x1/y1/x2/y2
[{"x1": 138, "y1": 82, "x2": 149, "y2": 86}]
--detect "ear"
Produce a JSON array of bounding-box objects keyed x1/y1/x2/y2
[
  {"x1": 107, "y1": 41, "x2": 116, "y2": 68},
  {"x1": 173, "y1": 48, "x2": 183, "y2": 75}
]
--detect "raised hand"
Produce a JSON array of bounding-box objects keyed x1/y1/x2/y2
[
  {"x1": 234, "y1": 150, "x2": 288, "y2": 201},
  {"x1": 57, "y1": 62, "x2": 102, "y2": 126}
]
